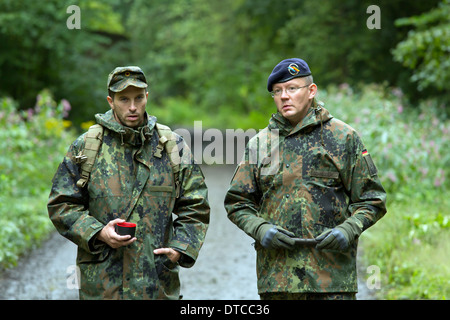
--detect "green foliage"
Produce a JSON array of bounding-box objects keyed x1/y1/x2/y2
[
  {"x1": 127, "y1": 0, "x2": 442, "y2": 118},
  {"x1": 0, "y1": 0, "x2": 130, "y2": 126},
  {"x1": 0, "y1": 1, "x2": 445, "y2": 127},
  {"x1": 316, "y1": 84, "x2": 449, "y2": 200},
  {"x1": 392, "y1": 0, "x2": 450, "y2": 93},
  {"x1": 360, "y1": 198, "x2": 450, "y2": 299},
  {"x1": 0, "y1": 91, "x2": 76, "y2": 268}
]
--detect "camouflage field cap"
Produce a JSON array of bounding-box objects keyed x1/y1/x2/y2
[{"x1": 107, "y1": 66, "x2": 148, "y2": 92}]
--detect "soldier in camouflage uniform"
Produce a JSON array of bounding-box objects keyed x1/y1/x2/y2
[
  {"x1": 48, "y1": 66, "x2": 210, "y2": 299},
  {"x1": 224, "y1": 58, "x2": 387, "y2": 300}
]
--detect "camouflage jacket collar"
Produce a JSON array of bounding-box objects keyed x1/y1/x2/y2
[
  {"x1": 268, "y1": 99, "x2": 333, "y2": 136},
  {"x1": 95, "y1": 109, "x2": 157, "y2": 147}
]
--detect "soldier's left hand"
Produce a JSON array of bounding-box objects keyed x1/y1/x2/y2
[
  {"x1": 153, "y1": 248, "x2": 181, "y2": 263},
  {"x1": 315, "y1": 218, "x2": 364, "y2": 251},
  {"x1": 315, "y1": 228, "x2": 349, "y2": 251}
]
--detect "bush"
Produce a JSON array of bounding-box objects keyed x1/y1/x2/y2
[{"x1": 0, "y1": 90, "x2": 75, "y2": 268}]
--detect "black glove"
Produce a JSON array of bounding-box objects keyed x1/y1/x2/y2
[
  {"x1": 315, "y1": 217, "x2": 363, "y2": 251},
  {"x1": 255, "y1": 224, "x2": 296, "y2": 250}
]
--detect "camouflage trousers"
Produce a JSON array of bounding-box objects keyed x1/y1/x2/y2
[{"x1": 260, "y1": 292, "x2": 356, "y2": 300}]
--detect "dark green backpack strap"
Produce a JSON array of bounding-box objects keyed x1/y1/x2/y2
[{"x1": 75, "y1": 124, "x2": 104, "y2": 188}]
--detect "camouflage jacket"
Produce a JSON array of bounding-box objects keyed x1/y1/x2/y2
[
  {"x1": 48, "y1": 110, "x2": 210, "y2": 299},
  {"x1": 224, "y1": 100, "x2": 387, "y2": 294}
]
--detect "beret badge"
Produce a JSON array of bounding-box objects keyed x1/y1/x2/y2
[{"x1": 288, "y1": 63, "x2": 300, "y2": 76}]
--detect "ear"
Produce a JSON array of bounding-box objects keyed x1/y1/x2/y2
[
  {"x1": 107, "y1": 95, "x2": 114, "y2": 109},
  {"x1": 308, "y1": 83, "x2": 318, "y2": 100}
]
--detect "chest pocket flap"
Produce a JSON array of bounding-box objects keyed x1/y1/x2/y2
[{"x1": 310, "y1": 169, "x2": 339, "y2": 180}]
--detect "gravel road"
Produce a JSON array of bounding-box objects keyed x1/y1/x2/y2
[{"x1": 0, "y1": 164, "x2": 375, "y2": 300}]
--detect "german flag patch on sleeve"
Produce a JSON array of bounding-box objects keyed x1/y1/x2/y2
[{"x1": 362, "y1": 149, "x2": 378, "y2": 176}]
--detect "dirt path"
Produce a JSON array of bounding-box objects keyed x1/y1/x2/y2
[
  {"x1": 179, "y1": 165, "x2": 259, "y2": 299},
  {"x1": 0, "y1": 164, "x2": 375, "y2": 300},
  {"x1": 0, "y1": 231, "x2": 78, "y2": 300}
]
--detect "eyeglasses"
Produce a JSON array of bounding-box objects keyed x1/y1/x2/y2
[{"x1": 270, "y1": 84, "x2": 310, "y2": 98}]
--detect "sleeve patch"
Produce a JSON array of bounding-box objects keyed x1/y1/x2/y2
[{"x1": 362, "y1": 149, "x2": 378, "y2": 176}]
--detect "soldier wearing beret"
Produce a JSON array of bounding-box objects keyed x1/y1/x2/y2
[
  {"x1": 224, "y1": 58, "x2": 387, "y2": 300},
  {"x1": 48, "y1": 66, "x2": 210, "y2": 299}
]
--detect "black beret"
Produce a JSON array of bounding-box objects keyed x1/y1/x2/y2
[{"x1": 267, "y1": 58, "x2": 311, "y2": 91}]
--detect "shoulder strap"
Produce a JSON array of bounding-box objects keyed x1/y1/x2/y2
[
  {"x1": 75, "y1": 124, "x2": 104, "y2": 188},
  {"x1": 154, "y1": 123, "x2": 181, "y2": 198},
  {"x1": 74, "y1": 123, "x2": 181, "y2": 196}
]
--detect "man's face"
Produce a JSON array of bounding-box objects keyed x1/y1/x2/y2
[
  {"x1": 272, "y1": 78, "x2": 317, "y2": 126},
  {"x1": 107, "y1": 86, "x2": 148, "y2": 128}
]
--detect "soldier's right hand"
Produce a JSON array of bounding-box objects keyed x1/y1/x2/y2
[
  {"x1": 97, "y1": 218, "x2": 137, "y2": 249},
  {"x1": 256, "y1": 223, "x2": 296, "y2": 250}
]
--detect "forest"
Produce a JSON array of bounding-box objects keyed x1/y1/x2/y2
[{"x1": 0, "y1": 0, "x2": 449, "y2": 299}]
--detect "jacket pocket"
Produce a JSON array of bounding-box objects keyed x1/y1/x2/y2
[
  {"x1": 155, "y1": 254, "x2": 180, "y2": 299},
  {"x1": 309, "y1": 169, "x2": 341, "y2": 188},
  {"x1": 282, "y1": 156, "x2": 303, "y2": 186},
  {"x1": 159, "y1": 254, "x2": 179, "y2": 271}
]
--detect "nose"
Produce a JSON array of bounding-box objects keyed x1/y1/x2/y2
[
  {"x1": 280, "y1": 89, "x2": 290, "y2": 99},
  {"x1": 129, "y1": 100, "x2": 137, "y2": 111}
]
